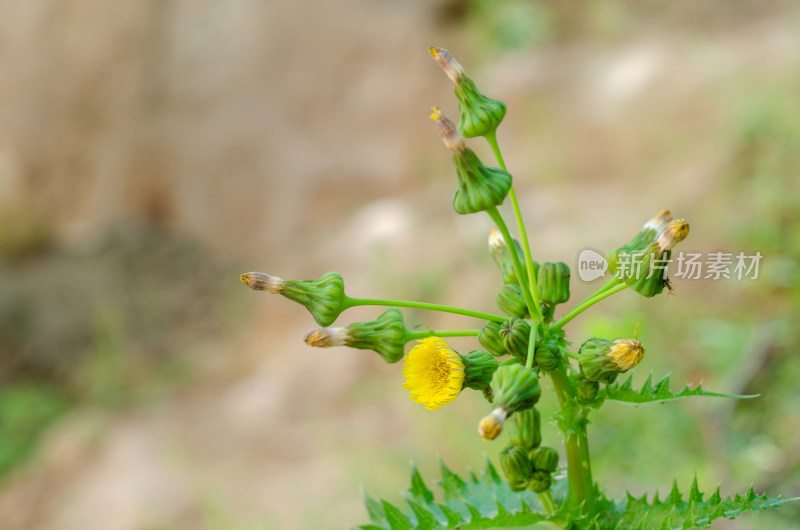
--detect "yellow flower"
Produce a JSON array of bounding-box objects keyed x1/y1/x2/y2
[{"x1": 402, "y1": 337, "x2": 465, "y2": 410}]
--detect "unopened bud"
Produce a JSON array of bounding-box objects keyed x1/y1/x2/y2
[
  {"x1": 537, "y1": 262, "x2": 570, "y2": 305},
  {"x1": 491, "y1": 364, "x2": 541, "y2": 414},
  {"x1": 507, "y1": 407, "x2": 541, "y2": 451},
  {"x1": 500, "y1": 317, "x2": 530, "y2": 361},
  {"x1": 241, "y1": 271, "x2": 346, "y2": 327},
  {"x1": 576, "y1": 377, "x2": 600, "y2": 403},
  {"x1": 579, "y1": 336, "x2": 645, "y2": 384},
  {"x1": 488, "y1": 229, "x2": 534, "y2": 286},
  {"x1": 452, "y1": 149, "x2": 512, "y2": 215},
  {"x1": 332, "y1": 309, "x2": 409, "y2": 363},
  {"x1": 496, "y1": 284, "x2": 528, "y2": 318},
  {"x1": 430, "y1": 106, "x2": 465, "y2": 152},
  {"x1": 528, "y1": 470, "x2": 552, "y2": 493},
  {"x1": 531, "y1": 446, "x2": 559, "y2": 473},
  {"x1": 499, "y1": 445, "x2": 533, "y2": 490},
  {"x1": 478, "y1": 320, "x2": 507, "y2": 357}
]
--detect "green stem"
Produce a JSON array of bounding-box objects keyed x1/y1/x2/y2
[
  {"x1": 486, "y1": 207, "x2": 539, "y2": 320},
  {"x1": 485, "y1": 131, "x2": 542, "y2": 317},
  {"x1": 548, "y1": 366, "x2": 585, "y2": 510},
  {"x1": 576, "y1": 420, "x2": 596, "y2": 515},
  {"x1": 525, "y1": 323, "x2": 538, "y2": 369},
  {"x1": 551, "y1": 281, "x2": 629, "y2": 331},
  {"x1": 405, "y1": 329, "x2": 480, "y2": 341},
  {"x1": 538, "y1": 489, "x2": 556, "y2": 516},
  {"x1": 344, "y1": 296, "x2": 506, "y2": 323}
]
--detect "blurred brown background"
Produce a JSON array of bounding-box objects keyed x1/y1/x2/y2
[{"x1": 0, "y1": 1, "x2": 798, "y2": 528}]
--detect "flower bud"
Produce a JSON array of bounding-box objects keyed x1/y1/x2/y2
[
  {"x1": 499, "y1": 445, "x2": 533, "y2": 491},
  {"x1": 576, "y1": 377, "x2": 600, "y2": 403},
  {"x1": 500, "y1": 318, "x2": 530, "y2": 361},
  {"x1": 507, "y1": 407, "x2": 541, "y2": 451},
  {"x1": 452, "y1": 149, "x2": 512, "y2": 215},
  {"x1": 528, "y1": 470, "x2": 552, "y2": 493},
  {"x1": 305, "y1": 309, "x2": 407, "y2": 363},
  {"x1": 496, "y1": 284, "x2": 529, "y2": 318},
  {"x1": 579, "y1": 337, "x2": 645, "y2": 384},
  {"x1": 531, "y1": 446, "x2": 559, "y2": 473},
  {"x1": 460, "y1": 349, "x2": 499, "y2": 391},
  {"x1": 488, "y1": 229, "x2": 533, "y2": 286},
  {"x1": 536, "y1": 262, "x2": 570, "y2": 305},
  {"x1": 241, "y1": 271, "x2": 346, "y2": 327},
  {"x1": 533, "y1": 341, "x2": 560, "y2": 372},
  {"x1": 430, "y1": 106, "x2": 465, "y2": 152},
  {"x1": 478, "y1": 320, "x2": 507, "y2": 357},
  {"x1": 491, "y1": 365, "x2": 541, "y2": 414},
  {"x1": 429, "y1": 47, "x2": 507, "y2": 138},
  {"x1": 606, "y1": 210, "x2": 673, "y2": 277}
]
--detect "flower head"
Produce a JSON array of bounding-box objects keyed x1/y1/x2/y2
[
  {"x1": 579, "y1": 334, "x2": 645, "y2": 383},
  {"x1": 402, "y1": 337, "x2": 465, "y2": 410}
]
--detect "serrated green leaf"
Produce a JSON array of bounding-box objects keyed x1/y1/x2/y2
[
  {"x1": 409, "y1": 462, "x2": 434, "y2": 504},
  {"x1": 611, "y1": 478, "x2": 799, "y2": 529},
  {"x1": 604, "y1": 372, "x2": 758, "y2": 405},
  {"x1": 407, "y1": 499, "x2": 437, "y2": 530},
  {"x1": 481, "y1": 456, "x2": 502, "y2": 485},
  {"x1": 381, "y1": 500, "x2": 411, "y2": 530},
  {"x1": 361, "y1": 487, "x2": 386, "y2": 524},
  {"x1": 359, "y1": 459, "x2": 566, "y2": 528},
  {"x1": 437, "y1": 457, "x2": 466, "y2": 500}
]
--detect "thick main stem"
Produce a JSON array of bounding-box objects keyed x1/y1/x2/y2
[
  {"x1": 548, "y1": 367, "x2": 586, "y2": 510},
  {"x1": 344, "y1": 297, "x2": 506, "y2": 323}
]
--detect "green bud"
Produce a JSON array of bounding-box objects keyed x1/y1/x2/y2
[
  {"x1": 579, "y1": 337, "x2": 645, "y2": 384},
  {"x1": 499, "y1": 445, "x2": 533, "y2": 490},
  {"x1": 454, "y1": 77, "x2": 507, "y2": 139},
  {"x1": 531, "y1": 446, "x2": 559, "y2": 473},
  {"x1": 533, "y1": 342, "x2": 560, "y2": 372},
  {"x1": 488, "y1": 228, "x2": 533, "y2": 286},
  {"x1": 496, "y1": 284, "x2": 528, "y2": 318},
  {"x1": 576, "y1": 377, "x2": 600, "y2": 403},
  {"x1": 491, "y1": 365, "x2": 541, "y2": 413},
  {"x1": 507, "y1": 407, "x2": 541, "y2": 451},
  {"x1": 241, "y1": 271, "x2": 346, "y2": 327},
  {"x1": 305, "y1": 309, "x2": 407, "y2": 364},
  {"x1": 460, "y1": 350, "x2": 499, "y2": 391},
  {"x1": 478, "y1": 321, "x2": 507, "y2": 357},
  {"x1": 528, "y1": 470, "x2": 552, "y2": 493},
  {"x1": 536, "y1": 262, "x2": 570, "y2": 305},
  {"x1": 479, "y1": 365, "x2": 540, "y2": 440},
  {"x1": 452, "y1": 148, "x2": 512, "y2": 215},
  {"x1": 429, "y1": 47, "x2": 506, "y2": 139},
  {"x1": 500, "y1": 318, "x2": 530, "y2": 360}
]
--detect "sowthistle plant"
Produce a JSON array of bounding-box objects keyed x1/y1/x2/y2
[{"x1": 242, "y1": 48, "x2": 795, "y2": 529}]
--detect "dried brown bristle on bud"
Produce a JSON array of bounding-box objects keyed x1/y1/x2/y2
[
  {"x1": 241, "y1": 272, "x2": 284, "y2": 294},
  {"x1": 430, "y1": 106, "x2": 465, "y2": 152},
  {"x1": 429, "y1": 47, "x2": 465, "y2": 84},
  {"x1": 478, "y1": 407, "x2": 507, "y2": 440},
  {"x1": 655, "y1": 219, "x2": 689, "y2": 253},
  {"x1": 644, "y1": 209, "x2": 673, "y2": 234},
  {"x1": 304, "y1": 327, "x2": 347, "y2": 348}
]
